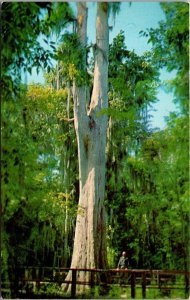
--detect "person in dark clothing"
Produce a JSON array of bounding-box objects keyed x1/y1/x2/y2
[{"x1": 117, "y1": 251, "x2": 129, "y2": 270}]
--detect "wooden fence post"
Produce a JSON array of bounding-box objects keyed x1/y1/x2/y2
[
  {"x1": 36, "y1": 269, "x2": 41, "y2": 293},
  {"x1": 90, "y1": 271, "x2": 95, "y2": 289},
  {"x1": 185, "y1": 273, "x2": 189, "y2": 299},
  {"x1": 25, "y1": 268, "x2": 29, "y2": 280},
  {"x1": 142, "y1": 272, "x2": 146, "y2": 299},
  {"x1": 71, "y1": 269, "x2": 77, "y2": 298},
  {"x1": 131, "y1": 272, "x2": 136, "y2": 299},
  {"x1": 14, "y1": 266, "x2": 19, "y2": 297}
]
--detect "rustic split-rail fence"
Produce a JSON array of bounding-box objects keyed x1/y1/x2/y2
[{"x1": 2, "y1": 267, "x2": 189, "y2": 299}]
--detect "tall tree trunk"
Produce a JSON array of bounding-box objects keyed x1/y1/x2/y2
[{"x1": 64, "y1": 2, "x2": 109, "y2": 293}]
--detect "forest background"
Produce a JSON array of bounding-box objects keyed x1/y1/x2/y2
[{"x1": 1, "y1": 1, "x2": 189, "y2": 298}]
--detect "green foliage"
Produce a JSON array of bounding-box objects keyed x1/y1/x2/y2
[
  {"x1": 112, "y1": 115, "x2": 189, "y2": 269},
  {"x1": 57, "y1": 33, "x2": 87, "y2": 82},
  {"x1": 46, "y1": 31, "x2": 89, "y2": 87},
  {"x1": 43, "y1": 2, "x2": 75, "y2": 37},
  {"x1": 105, "y1": 24, "x2": 188, "y2": 270},
  {"x1": 2, "y1": 3, "x2": 49, "y2": 93},
  {"x1": 109, "y1": 31, "x2": 159, "y2": 108},
  {"x1": 1, "y1": 2, "x2": 74, "y2": 95},
  {"x1": 142, "y1": 2, "x2": 189, "y2": 113},
  {"x1": 2, "y1": 84, "x2": 78, "y2": 298},
  {"x1": 125, "y1": 4, "x2": 189, "y2": 269},
  {"x1": 108, "y1": 30, "x2": 159, "y2": 145},
  {"x1": 105, "y1": 31, "x2": 160, "y2": 267},
  {"x1": 108, "y1": 2, "x2": 121, "y2": 22}
]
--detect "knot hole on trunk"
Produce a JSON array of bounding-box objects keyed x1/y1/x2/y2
[
  {"x1": 84, "y1": 135, "x2": 90, "y2": 154},
  {"x1": 88, "y1": 115, "x2": 96, "y2": 130}
]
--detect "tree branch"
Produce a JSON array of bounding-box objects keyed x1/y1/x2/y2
[{"x1": 63, "y1": 117, "x2": 74, "y2": 122}]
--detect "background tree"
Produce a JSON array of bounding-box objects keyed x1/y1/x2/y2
[
  {"x1": 1, "y1": 2, "x2": 74, "y2": 94},
  {"x1": 105, "y1": 30, "x2": 159, "y2": 265},
  {"x1": 143, "y1": 2, "x2": 189, "y2": 114},
  {"x1": 1, "y1": 84, "x2": 79, "y2": 297},
  {"x1": 1, "y1": 3, "x2": 76, "y2": 296},
  {"x1": 110, "y1": 1, "x2": 189, "y2": 269}
]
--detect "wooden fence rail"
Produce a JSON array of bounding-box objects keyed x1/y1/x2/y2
[{"x1": 1, "y1": 267, "x2": 189, "y2": 299}]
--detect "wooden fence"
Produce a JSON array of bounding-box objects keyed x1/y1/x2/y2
[{"x1": 2, "y1": 267, "x2": 189, "y2": 299}]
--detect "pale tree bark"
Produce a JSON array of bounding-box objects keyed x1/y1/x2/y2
[{"x1": 64, "y1": 2, "x2": 109, "y2": 293}]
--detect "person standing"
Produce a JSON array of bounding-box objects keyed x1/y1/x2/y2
[
  {"x1": 117, "y1": 251, "x2": 129, "y2": 287},
  {"x1": 117, "y1": 251, "x2": 129, "y2": 270}
]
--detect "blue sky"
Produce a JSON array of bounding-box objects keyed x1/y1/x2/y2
[{"x1": 27, "y1": 2, "x2": 177, "y2": 130}]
